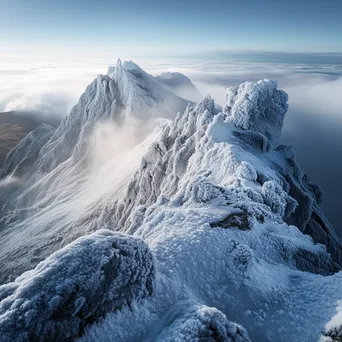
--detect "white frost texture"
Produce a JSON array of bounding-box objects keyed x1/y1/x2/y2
[
  {"x1": 0, "y1": 60, "x2": 342, "y2": 342},
  {"x1": 0, "y1": 230, "x2": 155, "y2": 342}
]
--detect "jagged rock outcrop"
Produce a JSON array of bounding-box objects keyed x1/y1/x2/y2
[
  {"x1": 0, "y1": 230, "x2": 155, "y2": 342},
  {"x1": 225, "y1": 79, "x2": 288, "y2": 147},
  {"x1": 223, "y1": 80, "x2": 342, "y2": 267}
]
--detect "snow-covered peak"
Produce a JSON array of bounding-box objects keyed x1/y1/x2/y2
[
  {"x1": 122, "y1": 60, "x2": 142, "y2": 72},
  {"x1": 0, "y1": 63, "x2": 342, "y2": 342},
  {"x1": 106, "y1": 59, "x2": 190, "y2": 119},
  {"x1": 107, "y1": 59, "x2": 143, "y2": 76}
]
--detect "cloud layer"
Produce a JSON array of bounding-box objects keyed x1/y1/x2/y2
[{"x1": 0, "y1": 57, "x2": 115, "y2": 118}]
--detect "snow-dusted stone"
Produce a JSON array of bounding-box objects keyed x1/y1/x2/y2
[
  {"x1": 294, "y1": 247, "x2": 340, "y2": 275},
  {"x1": 225, "y1": 79, "x2": 288, "y2": 146},
  {"x1": 156, "y1": 304, "x2": 250, "y2": 342},
  {"x1": 0, "y1": 229, "x2": 155, "y2": 342},
  {"x1": 321, "y1": 301, "x2": 342, "y2": 341},
  {"x1": 210, "y1": 209, "x2": 254, "y2": 230},
  {"x1": 235, "y1": 162, "x2": 258, "y2": 182}
]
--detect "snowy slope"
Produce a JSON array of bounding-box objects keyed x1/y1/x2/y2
[
  {"x1": 0, "y1": 60, "x2": 189, "y2": 284},
  {"x1": 0, "y1": 62, "x2": 341, "y2": 342}
]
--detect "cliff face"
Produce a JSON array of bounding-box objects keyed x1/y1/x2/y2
[{"x1": 0, "y1": 62, "x2": 341, "y2": 342}]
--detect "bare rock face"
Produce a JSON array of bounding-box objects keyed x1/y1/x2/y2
[
  {"x1": 0, "y1": 230, "x2": 155, "y2": 342},
  {"x1": 156, "y1": 304, "x2": 251, "y2": 342}
]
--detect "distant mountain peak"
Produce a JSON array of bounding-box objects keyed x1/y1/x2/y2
[
  {"x1": 107, "y1": 59, "x2": 143, "y2": 76},
  {"x1": 156, "y1": 71, "x2": 202, "y2": 102}
]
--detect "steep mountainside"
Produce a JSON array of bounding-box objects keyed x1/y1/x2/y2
[{"x1": 0, "y1": 61, "x2": 341, "y2": 342}]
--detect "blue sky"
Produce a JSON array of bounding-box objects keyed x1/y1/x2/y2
[{"x1": 1, "y1": 0, "x2": 342, "y2": 56}]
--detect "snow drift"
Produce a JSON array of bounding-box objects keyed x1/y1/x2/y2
[{"x1": 0, "y1": 60, "x2": 342, "y2": 342}]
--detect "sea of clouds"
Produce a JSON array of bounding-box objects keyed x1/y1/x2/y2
[{"x1": 0, "y1": 53, "x2": 341, "y2": 234}]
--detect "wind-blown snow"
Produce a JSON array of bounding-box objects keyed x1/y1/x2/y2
[{"x1": 0, "y1": 61, "x2": 341, "y2": 342}]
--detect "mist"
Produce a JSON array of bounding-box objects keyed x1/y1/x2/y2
[{"x1": 0, "y1": 57, "x2": 112, "y2": 120}]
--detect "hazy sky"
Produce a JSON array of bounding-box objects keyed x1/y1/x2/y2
[{"x1": 1, "y1": 0, "x2": 342, "y2": 57}]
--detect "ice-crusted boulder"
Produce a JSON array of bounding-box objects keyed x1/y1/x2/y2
[
  {"x1": 0, "y1": 230, "x2": 155, "y2": 342},
  {"x1": 225, "y1": 79, "x2": 288, "y2": 147},
  {"x1": 156, "y1": 304, "x2": 250, "y2": 342}
]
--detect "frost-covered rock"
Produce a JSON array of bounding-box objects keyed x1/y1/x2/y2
[
  {"x1": 225, "y1": 79, "x2": 288, "y2": 146},
  {"x1": 0, "y1": 230, "x2": 155, "y2": 342},
  {"x1": 156, "y1": 304, "x2": 250, "y2": 342},
  {"x1": 235, "y1": 162, "x2": 258, "y2": 182},
  {"x1": 321, "y1": 301, "x2": 342, "y2": 341}
]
